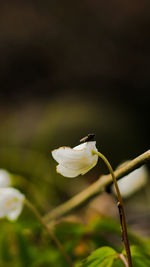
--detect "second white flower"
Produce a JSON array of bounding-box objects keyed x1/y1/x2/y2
[{"x1": 0, "y1": 187, "x2": 25, "y2": 221}]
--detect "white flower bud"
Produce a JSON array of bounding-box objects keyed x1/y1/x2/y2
[
  {"x1": 0, "y1": 169, "x2": 11, "y2": 187},
  {"x1": 0, "y1": 188, "x2": 25, "y2": 221},
  {"x1": 112, "y1": 165, "x2": 148, "y2": 198},
  {"x1": 52, "y1": 141, "x2": 98, "y2": 178}
]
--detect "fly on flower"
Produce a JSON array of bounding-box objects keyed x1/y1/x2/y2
[
  {"x1": 52, "y1": 136, "x2": 98, "y2": 178},
  {"x1": 80, "y1": 133, "x2": 95, "y2": 143}
]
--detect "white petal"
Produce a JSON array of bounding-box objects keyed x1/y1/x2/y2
[
  {"x1": 7, "y1": 204, "x2": 23, "y2": 220},
  {"x1": 0, "y1": 188, "x2": 25, "y2": 221},
  {"x1": 56, "y1": 150, "x2": 98, "y2": 178},
  {"x1": 56, "y1": 164, "x2": 81, "y2": 178},
  {"x1": 0, "y1": 169, "x2": 11, "y2": 187},
  {"x1": 73, "y1": 142, "x2": 88, "y2": 150},
  {"x1": 52, "y1": 141, "x2": 98, "y2": 171},
  {"x1": 81, "y1": 157, "x2": 98, "y2": 175}
]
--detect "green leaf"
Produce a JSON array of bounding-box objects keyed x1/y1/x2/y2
[
  {"x1": 54, "y1": 221, "x2": 86, "y2": 253},
  {"x1": 80, "y1": 246, "x2": 124, "y2": 267},
  {"x1": 54, "y1": 222, "x2": 85, "y2": 239},
  {"x1": 1, "y1": 232, "x2": 12, "y2": 262},
  {"x1": 89, "y1": 217, "x2": 121, "y2": 235}
]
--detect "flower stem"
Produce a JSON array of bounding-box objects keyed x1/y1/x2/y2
[
  {"x1": 92, "y1": 150, "x2": 132, "y2": 267},
  {"x1": 25, "y1": 199, "x2": 74, "y2": 267},
  {"x1": 118, "y1": 254, "x2": 128, "y2": 267}
]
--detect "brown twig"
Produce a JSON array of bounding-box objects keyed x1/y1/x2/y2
[
  {"x1": 92, "y1": 151, "x2": 132, "y2": 266},
  {"x1": 25, "y1": 199, "x2": 74, "y2": 267}
]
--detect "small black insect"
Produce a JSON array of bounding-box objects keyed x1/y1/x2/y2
[{"x1": 80, "y1": 133, "x2": 95, "y2": 143}]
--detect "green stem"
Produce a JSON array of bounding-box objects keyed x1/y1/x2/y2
[
  {"x1": 25, "y1": 199, "x2": 74, "y2": 267},
  {"x1": 92, "y1": 150, "x2": 132, "y2": 267}
]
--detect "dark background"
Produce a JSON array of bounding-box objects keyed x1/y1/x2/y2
[{"x1": 0, "y1": 0, "x2": 149, "y2": 210}]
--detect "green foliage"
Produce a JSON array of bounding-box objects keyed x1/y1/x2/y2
[
  {"x1": 79, "y1": 245, "x2": 150, "y2": 267},
  {"x1": 88, "y1": 217, "x2": 150, "y2": 252},
  {"x1": 79, "y1": 247, "x2": 124, "y2": 267},
  {"x1": 1, "y1": 216, "x2": 150, "y2": 266},
  {"x1": 15, "y1": 231, "x2": 32, "y2": 267},
  {"x1": 54, "y1": 221, "x2": 86, "y2": 255}
]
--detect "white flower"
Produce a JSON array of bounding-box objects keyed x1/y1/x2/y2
[
  {"x1": 0, "y1": 169, "x2": 11, "y2": 187},
  {"x1": 0, "y1": 188, "x2": 25, "y2": 221},
  {"x1": 112, "y1": 165, "x2": 148, "y2": 198},
  {"x1": 52, "y1": 141, "x2": 98, "y2": 178}
]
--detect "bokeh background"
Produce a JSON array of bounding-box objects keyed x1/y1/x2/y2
[{"x1": 0, "y1": 1, "x2": 150, "y2": 266}]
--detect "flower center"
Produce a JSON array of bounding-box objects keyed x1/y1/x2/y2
[{"x1": 6, "y1": 197, "x2": 18, "y2": 208}]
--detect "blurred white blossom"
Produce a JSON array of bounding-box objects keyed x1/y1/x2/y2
[
  {"x1": 52, "y1": 141, "x2": 98, "y2": 178},
  {"x1": 0, "y1": 188, "x2": 25, "y2": 221},
  {"x1": 112, "y1": 165, "x2": 149, "y2": 198},
  {"x1": 0, "y1": 169, "x2": 11, "y2": 187}
]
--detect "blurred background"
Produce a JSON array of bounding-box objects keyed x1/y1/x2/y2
[{"x1": 0, "y1": 0, "x2": 150, "y2": 266}]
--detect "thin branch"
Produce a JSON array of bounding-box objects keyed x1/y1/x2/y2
[
  {"x1": 93, "y1": 150, "x2": 132, "y2": 266},
  {"x1": 44, "y1": 150, "x2": 150, "y2": 223},
  {"x1": 25, "y1": 199, "x2": 74, "y2": 267}
]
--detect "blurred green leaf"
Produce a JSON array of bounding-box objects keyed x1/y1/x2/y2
[
  {"x1": 54, "y1": 222, "x2": 86, "y2": 253},
  {"x1": 1, "y1": 232, "x2": 12, "y2": 262},
  {"x1": 55, "y1": 222, "x2": 85, "y2": 240},
  {"x1": 16, "y1": 231, "x2": 32, "y2": 267},
  {"x1": 88, "y1": 217, "x2": 150, "y2": 251},
  {"x1": 89, "y1": 217, "x2": 121, "y2": 234}
]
